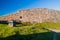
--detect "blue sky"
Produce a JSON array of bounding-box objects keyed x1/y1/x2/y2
[{"x1": 0, "y1": 0, "x2": 60, "y2": 16}]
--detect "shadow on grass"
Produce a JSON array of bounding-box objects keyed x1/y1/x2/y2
[
  {"x1": 56, "y1": 32, "x2": 60, "y2": 40},
  {"x1": 0, "y1": 31, "x2": 53, "y2": 40}
]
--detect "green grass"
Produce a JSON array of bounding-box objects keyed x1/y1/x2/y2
[
  {"x1": 0, "y1": 22, "x2": 53, "y2": 40},
  {"x1": 0, "y1": 22, "x2": 60, "y2": 40},
  {"x1": 0, "y1": 24, "x2": 8, "y2": 27},
  {"x1": 40, "y1": 22, "x2": 60, "y2": 30}
]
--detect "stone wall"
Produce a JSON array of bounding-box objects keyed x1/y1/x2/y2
[{"x1": 0, "y1": 8, "x2": 60, "y2": 23}]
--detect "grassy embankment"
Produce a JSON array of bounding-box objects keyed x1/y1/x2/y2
[{"x1": 0, "y1": 22, "x2": 60, "y2": 40}]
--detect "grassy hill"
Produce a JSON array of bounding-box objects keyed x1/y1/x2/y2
[{"x1": 0, "y1": 22, "x2": 60, "y2": 40}]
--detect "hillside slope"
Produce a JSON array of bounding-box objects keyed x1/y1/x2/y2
[{"x1": 0, "y1": 8, "x2": 60, "y2": 23}]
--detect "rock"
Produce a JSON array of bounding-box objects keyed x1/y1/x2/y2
[{"x1": 0, "y1": 8, "x2": 60, "y2": 23}]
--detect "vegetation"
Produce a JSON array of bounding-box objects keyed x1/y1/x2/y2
[
  {"x1": 57, "y1": 33, "x2": 60, "y2": 40},
  {"x1": 0, "y1": 22, "x2": 60, "y2": 40},
  {"x1": 40, "y1": 22, "x2": 60, "y2": 30}
]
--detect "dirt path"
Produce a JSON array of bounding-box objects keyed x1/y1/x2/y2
[{"x1": 48, "y1": 29, "x2": 60, "y2": 32}]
